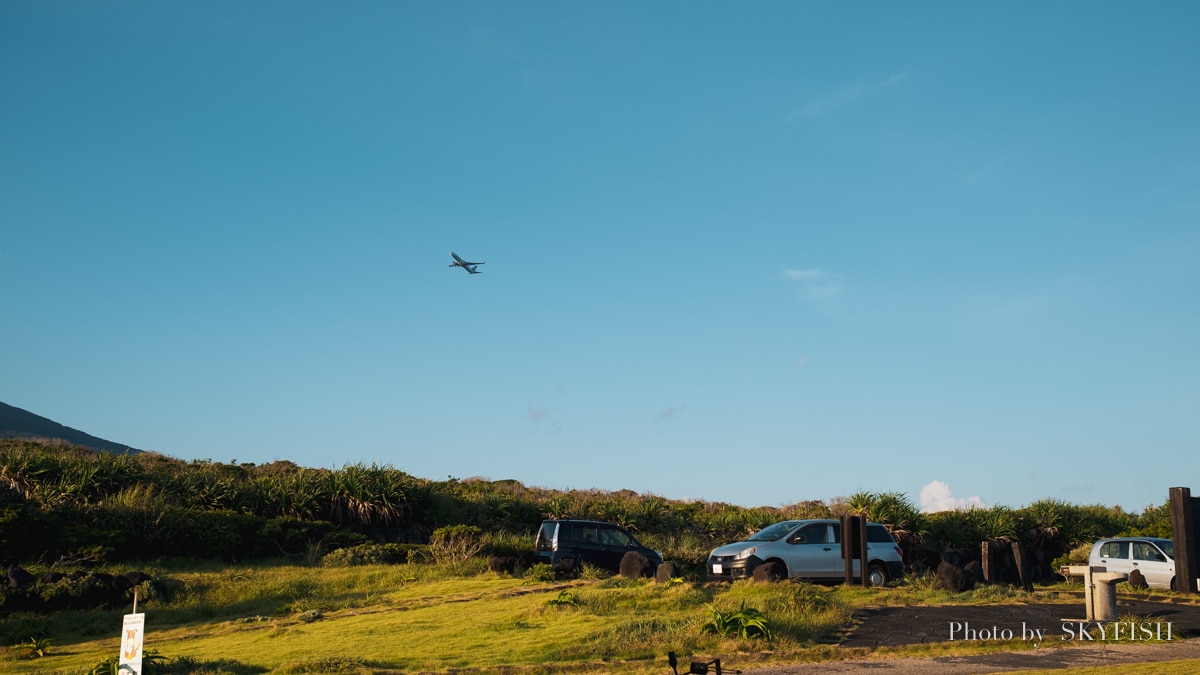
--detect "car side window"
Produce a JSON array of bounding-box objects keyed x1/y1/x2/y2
[
  {"x1": 600, "y1": 527, "x2": 630, "y2": 547},
  {"x1": 792, "y1": 525, "x2": 828, "y2": 544},
  {"x1": 1133, "y1": 542, "x2": 1164, "y2": 562},
  {"x1": 867, "y1": 525, "x2": 894, "y2": 543},
  {"x1": 1100, "y1": 541, "x2": 1129, "y2": 559}
]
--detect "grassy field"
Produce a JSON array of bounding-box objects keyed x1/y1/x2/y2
[{"x1": 0, "y1": 562, "x2": 1189, "y2": 675}]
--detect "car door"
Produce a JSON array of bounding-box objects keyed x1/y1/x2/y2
[
  {"x1": 571, "y1": 523, "x2": 606, "y2": 568},
  {"x1": 556, "y1": 523, "x2": 600, "y2": 568},
  {"x1": 597, "y1": 524, "x2": 633, "y2": 571},
  {"x1": 1131, "y1": 540, "x2": 1173, "y2": 589},
  {"x1": 784, "y1": 523, "x2": 840, "y2": 578},
  {"x1": 1095, "y1": 540, "x2": 1132, "y2": 576}
]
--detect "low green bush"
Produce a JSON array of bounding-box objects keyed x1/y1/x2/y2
[
  {"x1": 321, "y1": 543, "x2": 424, "y2": 567},
  {"x1": 700, "y1": 600, "x2": 775, "y2": 641},
  {"x1": 428, "y1": 525, "x2": 484, "y2": 564},
  {"x1": 522, "y1": 563, "x2": 556, "y2": 582},
  {"x1": 1052, "y1": 542, "x2": 1092, "y2": 571}
]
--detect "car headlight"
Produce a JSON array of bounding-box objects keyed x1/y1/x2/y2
[{"x1": 734, "y1": 546, "x2": 756, "y2": 560}]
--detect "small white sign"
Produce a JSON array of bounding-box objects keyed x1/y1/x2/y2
[
  {"x1": 119, "y1": 613, "x2": 145, "y2": 674},
  {"x1": 712, "y1": 564, "x2": 723, "y2": 574}
]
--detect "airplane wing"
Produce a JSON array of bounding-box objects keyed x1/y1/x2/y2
[{"x1": 450, "y1": 252, "x2": 484, "y2": 265}]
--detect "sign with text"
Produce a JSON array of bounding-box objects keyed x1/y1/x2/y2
[{"x1": 119, "y1": 613, "x2": 145, "y2": 674}]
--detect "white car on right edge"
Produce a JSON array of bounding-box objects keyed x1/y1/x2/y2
[{"x1": 1089, "y1": 537, "x2": 1176, "y2": 590}]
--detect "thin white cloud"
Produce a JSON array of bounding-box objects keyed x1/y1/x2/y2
[
  {"x1": 797, "y1": 354, "x2": 810, "y2": 368},
  {"x1": 788, "y1": 72, "x2": 908, "y2": 120},
  {"x1": 785, "y1": 268, "x2": 822, "y2": 281},
  {"x1": 920, "y1": 480, "x2": 986, "y2": 513},
  {"x1": 784, "y1": 267, "x2": 842, "y2": 302}
]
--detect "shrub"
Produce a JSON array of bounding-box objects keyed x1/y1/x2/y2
[
  {"x1": 701, "y1": 601, "x2": 775, "y2": 641},
  {"x1": 522, "y1": 563, "x2": 556, "y2": 582},
  {"x1": 579, "y1": 562, "x2": 613, "y2": 580},
  {"x1": 38, "y1": 572, "x2": 123, "y2": 611},
  {"x1": 547, "y1": 589, "x2": 580, "y2": 607},
  {"x1": 20, "y1": 635, "x2": 53, "y2": 658},
  {"x1": 479, "y1": 529, "x2": 535, "y2": 559},
  {"x1": 428, "y1": 525, "x2": 484, "y2": 564},
  {"x1": 1052, "y1": 543, "x2": 1092, "y2": 571},
  {"x1": 321, "y1": 543, "x2": 422, "y2": 567}
]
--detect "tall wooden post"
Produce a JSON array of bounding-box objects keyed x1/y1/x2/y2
[
  {"x1": 840, "y1": 515, "x2": 869, "y2": 586},
  {"x1": 1011, "y1": 540, "x2": 1033, "y2": 593},
  {"x1": 1170, "y1": 487, "x2": 1198, "y2": 594},
  {"x1": 840, "y1": 515, "x2": 854, "y2": 586},
  {"x1": 857, "y1": 514, "x2": 869, "y2": 586}
]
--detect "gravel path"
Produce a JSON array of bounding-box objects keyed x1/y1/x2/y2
[{"x1": 737, "y1": 597, "x2": 1200, "y2": 674}]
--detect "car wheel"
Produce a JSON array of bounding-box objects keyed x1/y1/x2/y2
[
  {"x1": 1170, "y1": 577, "x2": 1176, "y2": 592},
  {"x1": 867, "y1": 562, "x2": 889, "y2": 587}
]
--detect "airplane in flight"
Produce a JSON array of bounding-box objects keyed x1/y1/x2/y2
[{"x1": 449, "y1": 251, "x2": 485, "y2": 274}]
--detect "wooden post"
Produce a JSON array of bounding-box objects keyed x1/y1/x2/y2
[
  {"x1": 857, "y1": 514, "x2": 869, "y2": 587},
  {"x1": 981, "y1": 540, "x2": 992, "y2": 583},
  {"x1": 1170, "y1": 487, "x2": 1198, "y2": 594},
  {"x1": 1012, "y1": 540, "x2": 1033, "y2": 593},
  {"x1": 840, "y1": 515, "x2": 854, "y2": 586}
]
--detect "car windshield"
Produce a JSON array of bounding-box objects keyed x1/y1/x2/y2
[{"x1": 747, "y1": 521, "x2": 802, "y2": 542}]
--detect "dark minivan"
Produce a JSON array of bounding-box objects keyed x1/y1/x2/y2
[{"x1": 535, "y1": 519, "x2": 663, "y2": 573}]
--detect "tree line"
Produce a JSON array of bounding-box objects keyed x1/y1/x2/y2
[{"x1": 0, "y1": 439, "x2": 1170, "y2": 570}]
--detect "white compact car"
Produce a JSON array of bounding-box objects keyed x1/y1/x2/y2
[
  {"x1": 706, "y1": 519, "x2": 904, "y2": 586},
  {"x1": 1088, "y1": 537, "x2": 1176, "y2": 590}
]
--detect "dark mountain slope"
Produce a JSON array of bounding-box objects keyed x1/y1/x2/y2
[{"x1": 0, "y1": 401, "x2": 141, "y2": 454}]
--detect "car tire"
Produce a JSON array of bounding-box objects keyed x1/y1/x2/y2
[{"x1": 867, "y1": 562, "x2": 889, "y2": 587}]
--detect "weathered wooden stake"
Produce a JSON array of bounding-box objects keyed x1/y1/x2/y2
[
  {"x1": 1170, "y1": 487, "x2": 1198, "y2": 594},
  {"x1": 1011, "y1": 540, "x2": 1033, "y2": 593}
]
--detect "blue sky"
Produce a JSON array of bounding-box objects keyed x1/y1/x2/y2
[{"x1": 2, "y1": 2, "x2": 1197, "y2": 513}]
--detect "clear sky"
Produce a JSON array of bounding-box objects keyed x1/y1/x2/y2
[{"x1": 3, "y1": 2, "x2": 1197, "y2": 514}]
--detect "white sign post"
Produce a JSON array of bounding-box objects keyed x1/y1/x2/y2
[
  {"x1": 119, "y1": 612, "x2": 145, "y2": 674},
  {"x1": 115, "y1": 587, "x2": 147, "y2": 674}
]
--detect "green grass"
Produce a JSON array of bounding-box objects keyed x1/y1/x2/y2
[
  {"x1": 2, "y1": 563, "x2": 729, "y2": 674},
  {"x1": 3, "y1": 563, "x2": 1196, "y2": 675}
]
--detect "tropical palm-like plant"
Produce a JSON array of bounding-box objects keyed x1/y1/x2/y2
[
  {"x1": 327, "y1": 463, "x2": 413, "y2": 532},
  {"x1": 21, "y1": 635, "x2": 53, "y2": 658},
  {"x1": 701, "y1": 601, "x2": 775, "y2": 641},
  {"x1": 632, "y1": 496, "x2": 667, "y2": 532},
  {"x1": 972, "y1": 505, "x2": 1018, "y2": 541},
  {"x1": 543, "y1": 495, "x2": 575, "y2": 520}
]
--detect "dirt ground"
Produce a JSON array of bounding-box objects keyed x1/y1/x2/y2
[{"x1": 741, "y1": 596, "x2": 1200, "y2": 674}]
